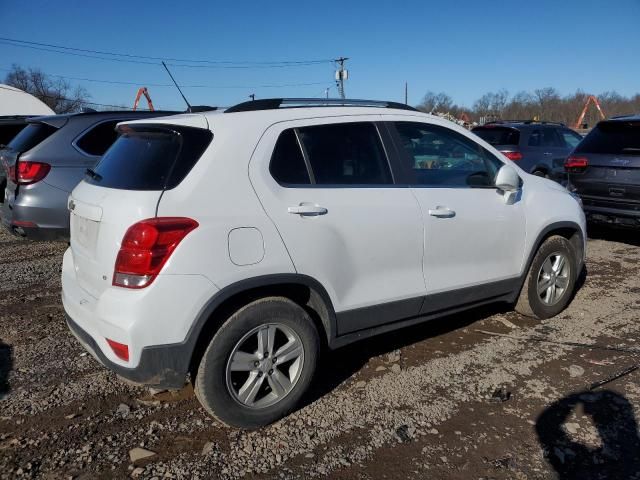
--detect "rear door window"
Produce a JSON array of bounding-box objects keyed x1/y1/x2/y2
[
  {"x1": 86, "y1": 125, "x2": 212, "y2": 190},
  {"x1": 74, "y1": 120, "x2": 121, "y2": 156},
  {"x1": 575, "y1": 121, "x2": 640, "y2": 155},
  {"x1": 528, "y1": 130, "x2": 542, "y2": 147},
  {"x1": 542, "y1": 128, "x2": 563, "y2": 147},
  {"x1": 7, "y1": 123, "x2": 58, "y2": 153},
  {"x1": 296, "y1": 122, "x2": 392, "y2": 185},
  {"x1": 472, "y1": 127, "x2": 520, "y2": 146}
]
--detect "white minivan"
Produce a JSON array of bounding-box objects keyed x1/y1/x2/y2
[{"x1": 62, "y1": 98, "x2": 586, "y2": 428}]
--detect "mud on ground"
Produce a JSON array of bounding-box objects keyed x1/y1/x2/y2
[{"x1": 1, "y1": 226, "x2": 639, "y2": 479}]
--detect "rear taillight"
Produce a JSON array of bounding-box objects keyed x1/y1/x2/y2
[
  {"x1": 113, "y1": 217, "x2": 198, "y2": 289},
  {"x1": 565, "y1": 156, "x2": 589, "y2": 172},
  {"x1": 9, "y1": 161, "x2": 51, "y2": 185},
  {"x1": 106, "y1": 338, "x2": 129, "y2": 361},
  {"x1": 501, "y1": 151, "x2": 523, "y2": 161}
]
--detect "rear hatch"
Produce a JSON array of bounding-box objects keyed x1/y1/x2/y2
[
  {"x1": 69, "y1": 123, "x2": 212, "y2": 299},
  {"x1": 471, "y1": 125, "x2": 521, "y2": 160},
  {"x1": 568, "y1": 120, "x2": 640, "y2": 207},
  {"x1": 1, "y1": 119, "x2": 61, "y2": 205}
]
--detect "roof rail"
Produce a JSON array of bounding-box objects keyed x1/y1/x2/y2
[
  {"x1": 485, "y1": 119, "x2": 566, "y2": 127},
  {"x1": 225, "y1": 98, "x2": 419, "y2": 113}
]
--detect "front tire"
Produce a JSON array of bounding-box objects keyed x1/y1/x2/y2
[
  {"x1": 195, "y1": 297, "x2": 319, "y2": 429},
  {"x1": 515, "y1": 235, "x2": 577, "y2": 319}
]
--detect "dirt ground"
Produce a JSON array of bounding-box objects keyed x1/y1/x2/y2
[{"x1": 1, "y1": 226, "x2": 639, "y2": 479}]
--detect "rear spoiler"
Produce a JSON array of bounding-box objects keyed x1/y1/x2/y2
[{"x1": 27, "y1": 114, "x2": 69, "y2": 129}]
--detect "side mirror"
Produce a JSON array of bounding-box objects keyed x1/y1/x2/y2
[{"x1": 495, "y1": 165, "x2": 520, "y2": 192}]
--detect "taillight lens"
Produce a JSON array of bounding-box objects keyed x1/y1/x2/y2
[
  {"x1": 565, "y1": 156, "x2": 589, "y2": 172},
  {"x1": 9, "y1": 161, "x2": 51, "y2": 185},
  {"x1": 106, "y1": 338, "x2": 129, "y2": 361},
  {"x1": 502, "y1": 151, "x2": 523, "y2": 161},
  {"x1": 113, "y1": 217, "x2": 198, "y2": 289}
]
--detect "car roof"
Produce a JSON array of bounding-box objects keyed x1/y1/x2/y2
[
  {"x1": 607, "y1": 114, "x2": 640, "y2": 122},
  {"x1": 121, "y1": 98, "x2": 427, "y2": 131}
]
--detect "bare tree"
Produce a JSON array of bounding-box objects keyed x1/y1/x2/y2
[
  {"x1": 416, "y1": 91, "x2": 454, "y2": 113},
  {"x1": 4, "y1": 64, "x2": 90, "y2": 113}
]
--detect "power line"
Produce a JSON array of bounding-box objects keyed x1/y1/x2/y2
[
  {"x1": 0, "y1": 37, "x2": 333, "y2": 69},
  {"x1": 0, "y1": 84, "x2": 139, "y2": 110},
  {"x1": 0, "y1": 67, "x2": 329, "y2": 89}
]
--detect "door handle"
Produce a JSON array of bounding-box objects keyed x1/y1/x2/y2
[
  {"x1": 288, "y1": 204, "x2": 328, "y2": 216},
  {"x1": 428, "y1": 206, "x2": 456, "y2": 218}
]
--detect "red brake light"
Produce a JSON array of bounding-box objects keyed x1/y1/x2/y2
[
  {"x1": 113, "y1": 217, "x2": 198, "y2": 289},
  {"x1": 565, "y1": 156, "x2": 588, "y2": 170},
  {"x1": 502, "y1": 151, "x2": 523, "y2": 161},
  {"x1": 106, "y1": 338, "x2": 129, "y2": 361},
  {"x1": 10, "y1": 161, "x2": 51, "y2": 185}
]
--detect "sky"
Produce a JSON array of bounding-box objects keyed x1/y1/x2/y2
[{"x1": 0, "y1": 0, "x2": 639, "y2": 111}]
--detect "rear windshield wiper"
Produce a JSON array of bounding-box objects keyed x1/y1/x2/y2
[{"x1": 85, "y1": 168, "x2": 102, "y2": 181}]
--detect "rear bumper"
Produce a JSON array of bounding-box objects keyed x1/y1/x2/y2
[
  {"x1": 1, "y1": 182, "x2": 70, "y2": 240},
  {"x1": 61, "y1": 248, "x2": 218, "y2": 389},
  {"x1": 65, "y1": 313, "x2": 190, "y2": 389},
  {"x1": 580, "y1": 197, "x2": 640, "y2": 228}
]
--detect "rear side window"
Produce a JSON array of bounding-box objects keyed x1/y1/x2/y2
[
  {"x1": 270, "y1": 129, "x2": 310, "y2": 185},
  {"x1": 0, "y1": 124, "x2": 27, "y2": 147},
  {"x1": 528, "y1": 129, "x2": 542, "y2": 147},
  {"x1": 472, "y1": 127, "x2": 520, "y2": 146},
  {"x1": 575, "y1": 121, "x2": 640, "y2": 155},
  {"x1": 7, "y1": 123, "x2": 58, "y2": 153},
  {"x1": 75, "y1": 120, "x2": 120, "y2": 156},
  {"x1": 86, "y1": 125, "x2": 212, "y2": 190},
  {"x1": 297, "y1": 122, "x2": 392, "y2": 185}
]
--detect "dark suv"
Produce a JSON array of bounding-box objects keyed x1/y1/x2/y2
[
  {"x1": 566, "y1": 115, "x2": 640, "y2": 228},
  {"x1": 1, "y1": 110, "x2": 178, "y2": 240},
  {"x1": 472, "y1": 121, "x2": 583, "y2": 181}
]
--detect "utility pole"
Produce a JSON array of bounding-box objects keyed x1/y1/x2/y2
[
  {"x1": 404, "y1": 82, "x2": 408, "y2": 105},
  {"x1": 334, "y1": 57, "x2": 349, "y2": 99},
  {"x1": 249, "y1": 94, "x2": 255, "y2": 101},
  {"x1": 325, "y1": 87, "x2": 330, "y2": 99}
]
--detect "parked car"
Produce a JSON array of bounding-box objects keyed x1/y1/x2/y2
[
  {"x1": 472, "y1": 120, "x2": 583, "y2": 181},
  {"x1": 0, "y1": 115, "x2": 33, "y2": 202},
  {"x1": 566, "y1": 115, "x2": 640, "y2": 228},
  {"x1": 0, "y1": 109, "x2": 178, "y2": 240},
  {"x1": 62, "y1": 98, "x2": 586, "y2": 429}
]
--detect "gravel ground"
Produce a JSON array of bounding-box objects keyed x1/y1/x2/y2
[{"x1": 1, "y1": 226, "x2": 639, "y2": 479}]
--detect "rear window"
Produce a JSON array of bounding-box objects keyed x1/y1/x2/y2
[
  {"x1": 575, "y1": 121, "x2": 640, "y2": 155},
  {"x1": 7, "y1": 123, "x2": 58, "y2": 153},
  {"x1": 472, "y1": 127, "x2": 520, "y2": 146},
  {"x1": 86, "y1": 125, "x2": 212, "y2": 190},
  {"x1": 0, "y1": 123, "x2": 27, "y2": 147}
]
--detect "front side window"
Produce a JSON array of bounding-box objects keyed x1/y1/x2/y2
[
  {"x1": 561, "y1": 129, "x2": 583, "y2": 148},
  {"x1": 394, "y1": 122, "x2": 503, "y2": 187},
  {"x1": 542, "y1": 128, "x2": 563, "y2": 147},
  {"x1": 528, "y1": 129, "x2": 542, "y2": 147},
  {"x1": 297, "y1": 122, "x2": 392, "y2": 185}
]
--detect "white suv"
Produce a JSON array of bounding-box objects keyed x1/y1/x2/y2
[{"x1": 62, "y1": 98, "x2": 586, "y2": 428}]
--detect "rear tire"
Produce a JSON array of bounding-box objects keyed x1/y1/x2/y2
[
  {"x1": 195, "y1": 297, "x2": 319, "y2": 429},
  {"x1": 533, "y1": 170, "x2": 549, "y2": 178},
  {"x1": 515, "y1": 235, "x2": 577, "y2": 319}
]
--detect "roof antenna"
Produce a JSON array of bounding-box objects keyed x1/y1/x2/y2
[{"x1": 162, "y1": 61, "x2": 192, "y2": 112}]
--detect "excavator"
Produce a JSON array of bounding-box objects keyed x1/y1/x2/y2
[
  {"x1": 132, "y1": 87, "x2": 155, "y2": 111},
  {"x1": 574, "y1": 95, "x2": 605, "y2": 129}
]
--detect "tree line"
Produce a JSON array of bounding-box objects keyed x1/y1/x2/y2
[{"x1": 417, "y1": 88, "x2": 640, "y2": 127}]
